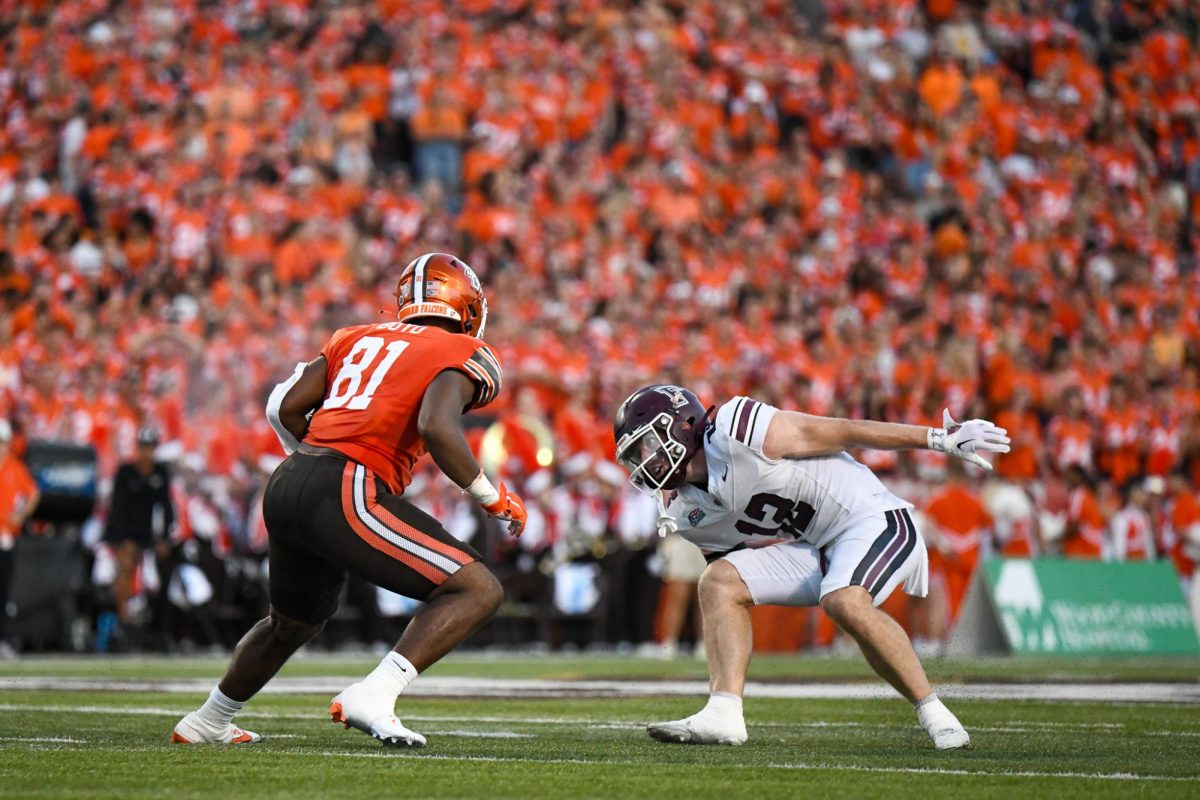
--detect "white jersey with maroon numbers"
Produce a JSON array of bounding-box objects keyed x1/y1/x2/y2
[{"x1": 663, "y1": 396, "x2": 911, "y2": 556}]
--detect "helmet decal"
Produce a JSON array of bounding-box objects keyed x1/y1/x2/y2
[
  {"x1": 412, "y1": 252, "x2": 432, "y2": 303},
  {"x1": 652, "y1": 385, "x2": 692, "y2": 409}
]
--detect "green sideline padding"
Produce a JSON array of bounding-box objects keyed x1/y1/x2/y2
[{"x1": 948, "y1": 558, "x2": 1200, "y2": 656}]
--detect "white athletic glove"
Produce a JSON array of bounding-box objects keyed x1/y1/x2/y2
[{"x1": 927, "y1": 409, "x2": 1011, "y2": 471}]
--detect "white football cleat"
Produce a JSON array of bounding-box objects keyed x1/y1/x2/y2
[
  {"x1": 916, "y1": 695, "x2": 971, "y2": 750},
  {"x1": 329, "y1": 683, "x2": 426, "y2": 748},
  {"x1": 171, "y1": 711, "x2": 261, "y2": 744},
  {"x1": 927, "y1": 721, "x2": 971, "y2": 750},
  {"x1": 647, "y1": 710, "x2": 747, "y2": 745}
]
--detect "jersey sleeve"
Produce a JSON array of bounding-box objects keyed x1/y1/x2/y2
[
  {"x1": 452, "y1": 342, "x2": 504, "y2": 409},
  {"x1": 713, "y1": 396, "x2": 778, "y2": 459}
]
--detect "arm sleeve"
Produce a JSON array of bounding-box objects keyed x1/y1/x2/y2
[
  {"x1": 452, "y1": 343, "x2": 504, "y2": 410},
  {"x1": 265, "y1": 361, "x2": 307, "y2": 455},
  {"x1": 715, "y1": 396, "x2": 778, "y2": 458}
]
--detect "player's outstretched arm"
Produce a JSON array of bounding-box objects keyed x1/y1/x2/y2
[
  {"x1": 762, "y1": 407, "x2": 1010, "y2": 470},
  {"x1": 418, "y1": 370, "x2": 526, "y2": 537}
]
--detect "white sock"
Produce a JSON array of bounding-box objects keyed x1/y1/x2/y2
[
  {"x1": 196, "y1": 687, "x2": 244, "y2": 728},
  {"x1": 359, "y1": 651, "x2": 418, "y2": 702},
  {"x1": 703, "y1": 691, "x2": 743, "y2": 718}
]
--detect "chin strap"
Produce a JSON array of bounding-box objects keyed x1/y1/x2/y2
[{"x1": 655, "y1": 490, "x2": 679, "y2": 538}]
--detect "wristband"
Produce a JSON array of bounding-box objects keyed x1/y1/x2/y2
[
  {"x1": 926, "y1": 427, "x2": 946, "y2": 453},
  {"x1": 465, "y1": 470, "x2": 501, "y2": 507}
]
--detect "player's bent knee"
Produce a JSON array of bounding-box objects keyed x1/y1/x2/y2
[
  {"x1": 474, "y1": 566, "x2": 504, "y2": 615},
  {"x1": 820, "y1": 586, "x2": 872, "y2": 626},
  {"x1": 433, "y1": 562, "x2": 503, "y2": 614},
  {"x1": 698, "y1": 560, "x2": 753, "y2": 607},
  {"x1": 268, "y1": 608, "x2": 325, "y2": 648}
]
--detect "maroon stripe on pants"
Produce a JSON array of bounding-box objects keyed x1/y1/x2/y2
[{"x1": 863, "y1": 510, "x2": 911, "y2": 589}]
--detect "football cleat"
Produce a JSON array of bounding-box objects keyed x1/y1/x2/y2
[
  {"x1": 918, "y1": 702, "x2": 971, "y2": 750},
  {"x1": 647, "y1": 710, "x2": 747, "y2": 745},
  {"x1": 329, "y1": 683, "x2": 426, "y2": 748},
  {"x1": 171, "y1": 711, "x2": 261, "y2": 744},
  {"x1": 926, "y1": 721, "x2": 971, "y2": 750}
]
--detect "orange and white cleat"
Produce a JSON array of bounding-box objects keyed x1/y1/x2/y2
[
  {"x1": 329, "y1": 683, "x2": 425, "y2": 748},
  {"x1": 171, "y1": 711, "x2": 262, "y2": 744}
]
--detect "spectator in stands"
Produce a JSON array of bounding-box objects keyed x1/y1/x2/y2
[
  {"x1": 1060, "y1": 465, "x2": 1106, "y2": 560},
  {"x1": 0, "y1": 0, "x2": 1198, "y2": 654},
  {"x1": 1163, "y1": 470, "x2": 1200, "y2": 633},
  {"x1": 411, "y1": 82, "x2": 467, "y2": 206},
  {"x1": 0, "y1": 419, "x2": 39, "y2": 657},
  {"x1": 1108, "y1": 480, "x2": 1156, "y2": 561}
]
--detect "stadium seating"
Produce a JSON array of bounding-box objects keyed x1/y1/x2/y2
[{"x1": 1, "y1": 1, "x2": 1197, "y2": 651}]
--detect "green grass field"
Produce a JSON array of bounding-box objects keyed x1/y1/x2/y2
[{"x1": 2, "y1": 653, "x2": 1198, "y2": 799}]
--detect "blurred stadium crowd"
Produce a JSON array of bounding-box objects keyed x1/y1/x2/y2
[{"x1": 1, "y1": 0, "x2": 1199, "y2": 654}]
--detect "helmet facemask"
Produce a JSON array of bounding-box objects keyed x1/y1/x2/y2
[{"x1": 615, "y1": 412, "x2": 694, "y2": 494}]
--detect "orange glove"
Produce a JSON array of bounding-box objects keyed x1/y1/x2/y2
[{"x1": 481, "y1": 482, "x2": 527, "y2": 538}]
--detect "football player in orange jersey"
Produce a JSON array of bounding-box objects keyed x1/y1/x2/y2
[{"x1": 173, "y1": 253, "x2": 526, "y2": 748}]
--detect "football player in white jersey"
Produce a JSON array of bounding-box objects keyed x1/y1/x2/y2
[{"x1": 613, "y1": 385, "x2": 1010, "y2": 749}]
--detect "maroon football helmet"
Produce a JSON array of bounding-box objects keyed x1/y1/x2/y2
[{"x1": 613, "y1": 384, "x2": 710, "y2": 493}]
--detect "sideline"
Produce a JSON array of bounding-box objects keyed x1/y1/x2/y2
[{"x1": 1, "y1": 676, "x2": 1198, "y2": 703}]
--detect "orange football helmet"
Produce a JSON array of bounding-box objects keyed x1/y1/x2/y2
[{"x1": 393, "y1": 252, "x2": 488, "y2": 337}]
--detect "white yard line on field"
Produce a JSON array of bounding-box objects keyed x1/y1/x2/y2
[
  {"x1": 1, "y1": 676, "x2": 1198, "y2": 703},
  {"x1": 434, "y1": 730, "x2": 534, "y2": 739},
  {"x1": 0, "y1": 736, "x2": 86, "y2": 744},
  {"x1": 310, "y1": 750, "x2": 1198, "y2": 783}
]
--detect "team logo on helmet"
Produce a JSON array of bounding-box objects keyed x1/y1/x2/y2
[{"x1": 653, "y1": 386, "x2": 691, "y2": 409}]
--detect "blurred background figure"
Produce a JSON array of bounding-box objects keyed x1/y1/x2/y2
[
  {"x1": 920, "y1": 460, "x2": 993, "y2": 650},
  {"x1": 0, "y1": 420, "x2": 40, "y2": 657},
  {"x1": 651, "y1": 532, "x2": 707, "y2": 659},
  {"x1": 1108, "y1": 480, "x2": 1156, "y2": 562},
  {"x1": 102, "y1": 427, "x2": 174, "y2": 645}
]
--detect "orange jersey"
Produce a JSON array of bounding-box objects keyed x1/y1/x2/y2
[
  {"x1": 304, "y1": 322, "x2": 502, "y2": 493},
  {"x1": 1063, "y1": 486, "x2": 1105, "y2": 559},
  {"x1": 0, "y1": 453, "x2": 37, "y2": 533},
  {"x1": 926, "y1": 483, "x2": 991, "y2": 567}
]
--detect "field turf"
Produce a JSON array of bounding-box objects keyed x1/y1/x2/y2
[{"x1": 1, "y1": 653, "x2": 1198, "y2": 799}]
